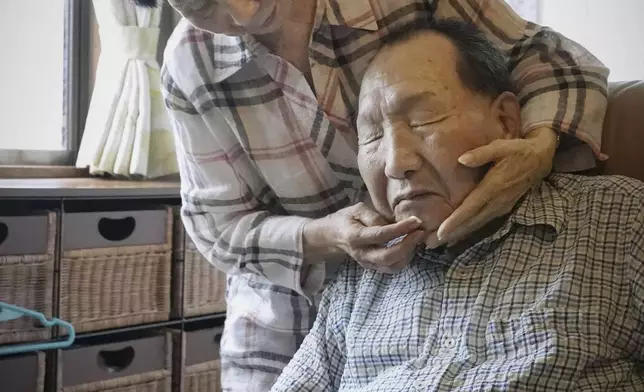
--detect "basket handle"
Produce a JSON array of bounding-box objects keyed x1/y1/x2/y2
[
  {"x1": 0, "y1": 222, "x2": 7, "y2": 246},
  {"x1": 0, "y1": 302, "x2": 75, "y2": 356},
  {"x1": 98, "y1": 346, "x2": 135, "y2": 373},
  {"x1": 98, "y1": 216, "x2": 136, "y2": 242}
]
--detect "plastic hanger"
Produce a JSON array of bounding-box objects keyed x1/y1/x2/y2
[{"x1": 0, "y1": 302, "x2": 75, "y2": 356}]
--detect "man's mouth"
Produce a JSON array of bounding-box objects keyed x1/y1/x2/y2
[{"x1": 392, "y1": 190, "x2": 432, "y2": 209}]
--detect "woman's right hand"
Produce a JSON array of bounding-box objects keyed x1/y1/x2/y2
[{"x1": 302, "y1": 202, "x2": 426, "y2": 274}]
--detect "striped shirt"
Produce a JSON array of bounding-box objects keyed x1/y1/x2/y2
[
  {"x1": 271, "y1": 174, "x2": 644, "y2": 392},
  {"x1": 161, "y1": 1, "x2": 609, "y2": 390}
]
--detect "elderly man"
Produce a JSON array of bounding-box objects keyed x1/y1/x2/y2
[{"x1": 270, "y1": 19, "x2": 644, "y2": 392}]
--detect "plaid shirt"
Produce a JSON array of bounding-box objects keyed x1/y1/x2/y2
[
  {"x1": 271, "y1": 174, "x2": 644, "y2": 392},
  {"x1": 161, "y1": 1, "x2": 609, "y2": 390}
]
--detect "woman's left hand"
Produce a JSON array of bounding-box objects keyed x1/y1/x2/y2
[{"x1": 436, "y1": 126, "x2": 558, "y2": 245}]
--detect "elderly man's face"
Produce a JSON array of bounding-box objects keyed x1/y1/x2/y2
[{"x1": 357, "y1": 32, "x2": 520, "y2": 245}]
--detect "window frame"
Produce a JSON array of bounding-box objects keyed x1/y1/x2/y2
[{"x1": 0, "y1": 0, "x2": 91, "y2": 166}]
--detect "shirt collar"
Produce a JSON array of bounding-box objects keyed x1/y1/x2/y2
[
  {"x1": 507, "y1": 178, "x2": 567, "y2": 235},
  {"x1": 197, "y1": 0, "x2": 378, "y2": 82},
  {"x1": 417, "y1": 177, "x2": 567, "y2": 263},
  {"x1": 242, "y1": 0, "x2": 380, "y2": 53},
  {"x1": 476, "y1": 178, "x2": 567, "y2": 246}
]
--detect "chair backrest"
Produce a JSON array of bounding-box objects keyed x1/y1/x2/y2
[{"x1": 598, "y1": 81, "x2": 644, "y2": 182}]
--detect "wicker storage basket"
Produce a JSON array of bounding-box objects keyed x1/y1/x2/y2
[
  {"x1": 0, "y1": 351, "x2": 46, "y2": 392},
  {"x1": 0, "y1": 212, "x2": 56, "y2": 344},
  {"x1": 172, "y1": 327, "x2": 223, "y2": 392},
  {"x1": 172, "y1": 210, "x2": 226, "y2": 318},
  {"x1": 56, "y1": 333, "x2": 172, "y2": 392},
  {"x1": 59, "y1": 207, "x2": 172, "y2": 333}
]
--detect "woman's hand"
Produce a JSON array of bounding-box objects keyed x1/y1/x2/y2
[
  {"x1": 437, "y1": 126, "x2": 558, "y2": 245},
  {"x1": 303, "y1": 202, "x2": 426, "y2": 274}
]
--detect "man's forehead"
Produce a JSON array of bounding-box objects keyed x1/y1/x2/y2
[
  {"x1": 361, "y1": 33, "x2": 458, "y2": 95},
  {"x1": 360, "y1": 64, "x2": 458, "y2": 116},
  {"x1": 359, "y1": 82, "x2": 450, "y2": 120}
]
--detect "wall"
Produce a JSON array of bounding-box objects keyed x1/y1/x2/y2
[{"x1": 539, "y1": 0, "x2": 644, "y2": 82}]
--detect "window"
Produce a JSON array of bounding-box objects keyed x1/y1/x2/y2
[
  {"x1": 0, "y1": 0, "x2": 91, "y2": 166},
  {"x1": 507, "y1": 0, "x2": 644, "y2": 82},
  {"x1": 0, "y1": 0, "x2": 176, "y2": 170}
]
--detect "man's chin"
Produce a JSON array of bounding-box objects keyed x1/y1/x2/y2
[
  {"x1": 394, "y1": 211, "x2": 446, "y2": 238},
  {"x1": 423, "y1": 229, "x2": 444, "y2": 249},
  {"x1": 393, "y1": 213, "x2": 448, "y2": 249}
]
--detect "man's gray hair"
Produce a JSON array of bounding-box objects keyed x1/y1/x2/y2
[{"x1": 382, "y1": 18, "x2": 515, "y2": 97}]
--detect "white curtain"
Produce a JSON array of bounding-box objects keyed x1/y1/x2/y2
[{"x1": 76, "y1": 0, "x2": 178, "y2": 179}]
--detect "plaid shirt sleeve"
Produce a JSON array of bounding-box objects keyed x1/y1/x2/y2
[
  {"x1": 161, "y1": 66, "x2": 318, "y2": 298},
  {"x1": 270, "y1": 277, "x2": 348, "y2": 392},
  {"x1": 436, "y1": 0, "x2": 610, "y2": 159},
  {"x1": 628, "y1": 204, "x2": 644, "y2": 359}
]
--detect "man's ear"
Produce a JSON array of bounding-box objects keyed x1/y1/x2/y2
[{"x1": 493, "y1": 91, "x2": 521, "y2": 139}]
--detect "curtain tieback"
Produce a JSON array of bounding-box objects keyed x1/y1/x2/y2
[{"x1": 101, "y1": 26, "x2": 160, "y2": 62}]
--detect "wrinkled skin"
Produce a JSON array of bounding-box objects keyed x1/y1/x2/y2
[
  {"x1": 170, "y1": 0, "x2": 293, "y2": 36},
  {"x1": 357, "y1": 31, "x2": 523, "y2": 249}
]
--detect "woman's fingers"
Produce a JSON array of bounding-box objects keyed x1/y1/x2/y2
[
  {"x1": 351, "y1": 216, "x2": 422, "y2": 246},
  {"x1": 356, "y1": 229, "x2": 426, "y2": 273},
  {"x1": 458, "y1": 139, "x2": 517, "y2": 167}
]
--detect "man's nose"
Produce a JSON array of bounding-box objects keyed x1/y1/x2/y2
[
  {"x1": 226, "y1": 0, "x2": 260, "y2": 26},
  {"x1": 383, "y1": 128, "x2": 422, "y2": 179}
]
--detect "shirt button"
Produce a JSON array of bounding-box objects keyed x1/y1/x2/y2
[
  {"x1": 412, "y1": 380, "x2": 426, "y2": 390},
  {"x1": 443, "y1": 337, "x2": 456, "y2": 349},
  {"x1": 454, "y1": 268, "x2": 469, "y2": 278}
]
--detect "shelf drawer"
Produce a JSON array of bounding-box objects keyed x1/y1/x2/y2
[
  {"x1": 173, "y1": 327, "x2": 223, "y2": 392},
  {"x1": 57, "y1": 333, "x2": 172, "y2": 392},
  {"x1": 63, "y1": 209, "x2": 168, "y2": 250},
  {"x1": 171, "y1": 215, "x2": 226, "y2": 319},
  {"x1": 0, "y1": 214, "x2": 50, "y2": 256},
  {"x1": 59, "y1": 207, "x2": 173, "y2": 334},
  {"x1": 0, "y1": 212, "x2": 56, "y2": 344},
  {"x1": 0, "y1": 352, "x2": 45, "y2": 392}
]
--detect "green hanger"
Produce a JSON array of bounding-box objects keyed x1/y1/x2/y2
[{"x1": 0, "y1": 302, "x2": 75, "y2": 356}]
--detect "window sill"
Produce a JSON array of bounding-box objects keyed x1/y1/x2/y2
[
  {"x1": 0, "y1": 166, "x2": 180, "y2": 199},
  {"x1": 0, "y1": 165, "x2": 89, "y2": 179}
]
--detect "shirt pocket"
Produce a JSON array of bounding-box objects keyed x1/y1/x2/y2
[
  {"x1": 345, "y1": 324, "x2": 423, "y2": 387},
  {"x1": 345, "y1": 299, "x2": 427, "y2": 380},
  {"x1": 483, "y1": 309, "x2": 604, "y2": 383}
]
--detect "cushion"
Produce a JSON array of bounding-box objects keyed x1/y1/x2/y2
[{"x1": 598, "y1": 81, "x2": 644, "y2": 182}]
